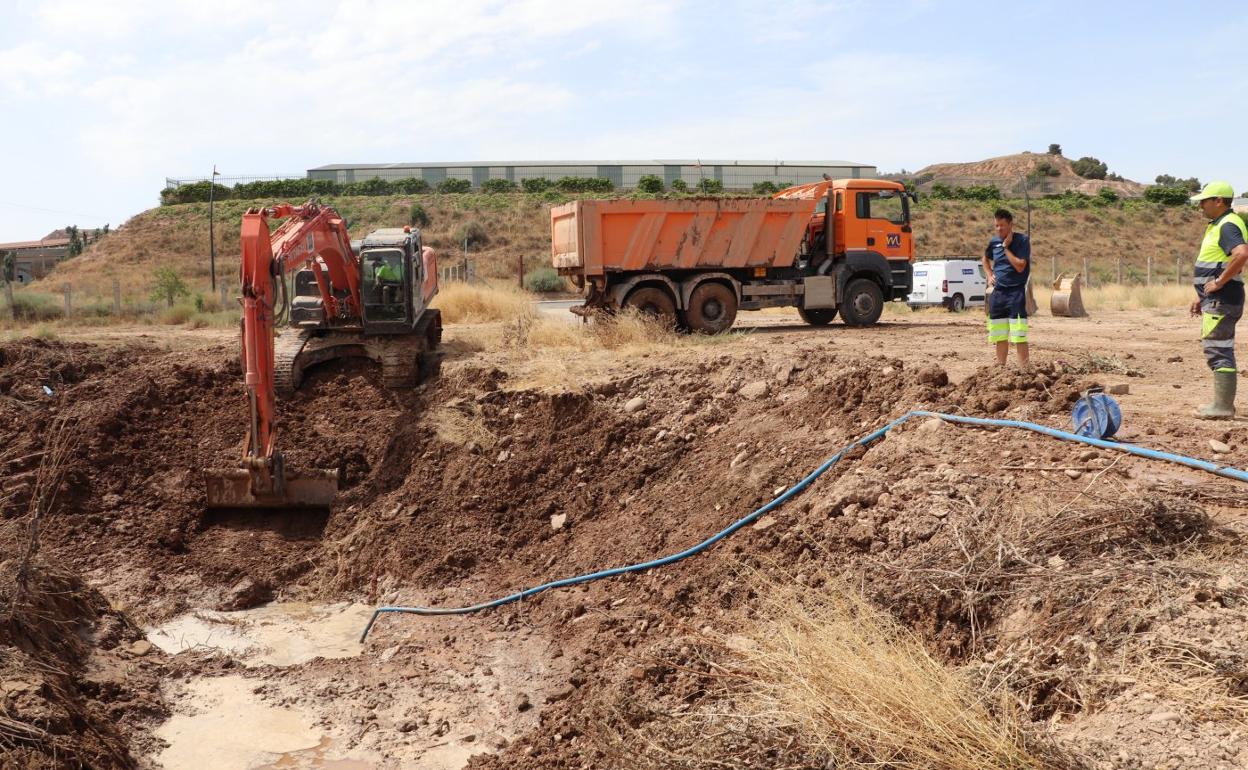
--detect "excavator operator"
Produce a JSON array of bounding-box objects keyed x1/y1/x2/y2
[{"x1": 371, "y1": 255, "x2": 402, "y2": 306}]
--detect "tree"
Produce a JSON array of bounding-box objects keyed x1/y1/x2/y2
[
  {"x1": 456, "y1": 221, "x2": 489, "y2": 248},
  {"x1": 408, "y1": 203, "x2": 430, "y2": 229},
  {"x1": 150, "y1": 266, "x2": 190, "y2": 307},
  {"x1": 1047, "y1": 143, "x2": 1062, "y2": 155},
  {"x1": 751, "y1": 181, "x2": 779, "y2": 195},
  {"x1": 521, "y1": 177, "x2": 553, "y2": 193},
  {"x1": 637, "y1": 174, "x2": 665, "y2": 194},
  {"x1": 1144, "y1": 186, "x2": 1191, "y2": 206},
  {"x1": 696, "y1": 178, "x2": 724, "y2": 194},
  {"x1": 66, "y1": 225, "x2": 83, "y2": 258},
  {"x1": 481, "y1": 178, "x2": 518, "y2": 194},
  {"x1": 1071, "y1": 156, "x2": 1108, "y2": 180},
  {"x1": 670, "y1": 179, "x2": 690, "y2": 193},
  {"x1": 436, "y1": 178, "x2": 472, "y2": 194},
  {"x1": 1155, "y1": 174, "x2": 1200, "y2": 192}
]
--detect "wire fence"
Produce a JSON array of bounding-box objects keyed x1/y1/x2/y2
[{"x1": 165, "y1": 175, "x2": 304, "y2": 189}]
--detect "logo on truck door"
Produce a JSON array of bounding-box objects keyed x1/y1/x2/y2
[{"x1": 886, "y1": 233, "x2": 901, "y2": 248}]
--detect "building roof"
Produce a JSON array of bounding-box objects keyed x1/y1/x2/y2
[
  {"x1": 0, "y1": 238, "x2": 70, "y2": 250},
  {"x1": 309, "y1": 159, "x2": 873, "y2": 171}
]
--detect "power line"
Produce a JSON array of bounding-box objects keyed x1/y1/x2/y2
[{"x1": 0, "y1": 199, "x2": 107, "y2": 220}]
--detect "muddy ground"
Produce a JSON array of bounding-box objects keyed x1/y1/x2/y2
[{"x1": 1, "y1": 307, "x2": 1246, "y2": 769}]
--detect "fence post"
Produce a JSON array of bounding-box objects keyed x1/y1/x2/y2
[
  {"x1": 1117, "y1": 256, "x2": 1123, "y2": 285},
  {"x1": 1083, "y1": 257, "x2": 1091, "y2": 287},
  {"x1": 4, "y1": 280, "x2": 12, "y2": 320},
  {"x1": 63, "y1": 283, "x2": 72, "y2": 318},
  {"x1": 113, "y1": 280, "x2": 121, "y2": 315},
  {"x1": 1147, "y1": 255, "x2": 1152, "y2": 286}
]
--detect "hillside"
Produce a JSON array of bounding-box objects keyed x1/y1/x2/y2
[
  {"x1": 34, "y1": 191, "x2": 1206, "y2": 303},
  {"x1": 914, "y1": 151, "x2": 1148, "y2": 197}
]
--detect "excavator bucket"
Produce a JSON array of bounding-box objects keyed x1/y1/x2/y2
[
  {"x1": 1050, "y1": 273, "x2": 1087, "y2": 317},
  {"x1": 203, "y1": 464, "x2": 338, "y2": 511}
]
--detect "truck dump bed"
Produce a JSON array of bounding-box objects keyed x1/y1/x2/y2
[{"x1": 552, "y1": 197, "x2": 820, "y2": 277}]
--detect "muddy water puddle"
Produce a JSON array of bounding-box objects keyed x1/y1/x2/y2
[
  {"x1": 149, "y1": 602, "x2": 380, "y2": 769},
  {"x1": 155, "y1": 675, "x2": 378, "y2": 769},
  {"x1": 148, "y1": 601, "x2": 374, "y2": 667}
]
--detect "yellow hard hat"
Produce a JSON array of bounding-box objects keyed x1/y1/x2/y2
[{"x1": 1190, "y1": 180, "x2": 1235, "y2": 202}]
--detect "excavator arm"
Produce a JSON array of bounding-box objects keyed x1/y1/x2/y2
[{"x1": 207, "y1": 202, "x2": 357, "y2": 511}]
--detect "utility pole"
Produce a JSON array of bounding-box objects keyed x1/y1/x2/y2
[{"x1": 209, "y1": 164, "x2": 220, "y2": 291}]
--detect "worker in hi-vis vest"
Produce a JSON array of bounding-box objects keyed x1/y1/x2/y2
[{"x1": 1189, "y1": 181, "x2": 1248, "y2": 419}]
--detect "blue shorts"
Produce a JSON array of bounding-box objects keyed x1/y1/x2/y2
[
  {"x1": 988, "y1": 286, "x2": 1027, "y2": 320},
  {"x1": 987, "y1": 286, "x2": 1028, "y2": 344}
]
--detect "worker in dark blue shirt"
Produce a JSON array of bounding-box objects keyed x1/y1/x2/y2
[{"x1": 982, "y1": 208, "x2": 1031, "y2": 368}]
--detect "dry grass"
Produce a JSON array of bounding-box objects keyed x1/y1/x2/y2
[
  {"x1": 728, "y1": 573, "x2": 1047, "y2": 770},
  {"x1": 1032, "y1": 282, "x2": 1193, "y2": 313},
  {"x1": 431, "y1": 282, "x2": 534, "y2": 323}
]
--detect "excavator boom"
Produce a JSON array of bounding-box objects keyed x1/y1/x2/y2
[{"x1": 205, "y1": 202, "x2": 356, "y2": 511}]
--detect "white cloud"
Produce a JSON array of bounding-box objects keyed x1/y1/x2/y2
[{"x1": 0, "y1": 43, "x2": 84, "y2": 97}]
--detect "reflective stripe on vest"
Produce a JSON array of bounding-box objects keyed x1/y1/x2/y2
[{"x1": 1194, "y1": 211, "x2": 1247, "y2": 286}]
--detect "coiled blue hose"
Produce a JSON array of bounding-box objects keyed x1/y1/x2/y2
[{"x1": 360, "y1": 410, "x2": 1247, "y2": 642}]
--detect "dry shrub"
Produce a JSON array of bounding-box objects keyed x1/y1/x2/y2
[
  {"x1": 429, "y1": 402, "x2": 498, "y2": 448},
  {"x1": 432, "y1": 282, "x2": 532, "y2": 323},
  {"x1": 733, "y1": 574, "x2": 1048, "y2": 770}
]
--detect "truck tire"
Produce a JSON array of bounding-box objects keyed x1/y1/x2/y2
[
  {"x1": 797, "y1": 307, "x2": 837, "y2": 326},
  {"x1": 623, "y1": 286, "x2": 677, "y2": 327},
  {"x1": 949, "y1": 293, "x2": 965, "y2": 312},
  {"x1": 840, "y1": 278, "x2": 884, "y2": 326},
  {"x1": 685, "y1": 282, "x2": 737, "y2": 334}
]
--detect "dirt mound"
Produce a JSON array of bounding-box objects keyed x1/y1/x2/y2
[
  {"x1": 2, "y1": 336, "x2": 1241, "y2": 768},
  {"x1": 915, "y1": 152, "x2": 1147, "y2": 197},
  {"x1": 0, "y1": 557, "x2": 166, "y2": 767}
]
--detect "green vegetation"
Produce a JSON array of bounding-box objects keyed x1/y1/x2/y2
[
  {"x1": 481, "y1": 178, "x2": 518, "y2": 194},
  {"x1": 670, "y1": 179, "x2": 689, "y2": 193},
  {"x1": 408, "y1": 203, "x2": 430, "y2": 228},
  {"x1": 455, "y1": 221, "x2": 490, "y2": 248},
  {"x1": 637, "y1": 175, "x2": 665, "y2": 194},
  {"x1": 928, "y1": 183, "x2": 1001, "y2": 201},
  {"x1": 1144, "y1": 185, "x2": 1193, "y2": 206},
  {"x1": 696, "y1": 178, "x2": 724, "y2": 194},
  {"x1": 522, "y1": 265, "x2": 564, "y2": 293},
  {"x1": 1047, "y1": 143, "x2": 1062, "y2": 155},
  {"x1": 436, "y1": 178, "x2": 472, "y2": 194},
  {"x1": 149, "y1": 266, "x2": 190, "y2": 307},
  {"x1": 1071, "y1": 156, "x2": 1108, "y2": 180},
  {"x1": 1155, "y1": 174, "x2": 1200, "y2": 192},
  {"x1": 521, "y1": 177, "x2": 553, "y2": 193},
  {"x1": 1031, "y1": 161, "x2": 1060, "y2": 178},
  {"x1": 752, "y1": 181, "x2": 780, "y2": 195}
]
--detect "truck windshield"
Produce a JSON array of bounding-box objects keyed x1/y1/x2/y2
[{"x1": 857, "y1": 191, "x2": 908, "y2": 225}]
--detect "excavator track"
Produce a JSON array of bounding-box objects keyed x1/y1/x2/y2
[{"x1": 274, "y1": 327, "x2": 315, "y2": 394}]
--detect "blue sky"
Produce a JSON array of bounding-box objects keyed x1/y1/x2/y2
[{"x1": 0, "y1": 0, "x2": 1244, "y2": 241}]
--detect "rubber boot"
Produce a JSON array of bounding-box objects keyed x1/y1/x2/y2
[{"x1": 1196, "y1": 371, "x2": 1237, "y2": 419}]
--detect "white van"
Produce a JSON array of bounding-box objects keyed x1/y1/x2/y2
[{"x1": 908, "y1": 259, "x2": 988, "y2": 312}]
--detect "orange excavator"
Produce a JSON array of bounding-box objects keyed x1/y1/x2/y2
[{"x1": 204, "y1": 202, "x2": 441, "y2": 511}]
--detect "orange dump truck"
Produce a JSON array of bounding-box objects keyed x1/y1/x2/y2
[{"x1": 550, "y1": 179, "x2": 916, "y2": 332}]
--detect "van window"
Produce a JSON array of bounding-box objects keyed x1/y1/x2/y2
[
  {"x1": 855, "y1": 191, "x2": 907, "y2": 224},
  {"x1": 977, "y1": 264, "x2": 986, "y2": 279}
]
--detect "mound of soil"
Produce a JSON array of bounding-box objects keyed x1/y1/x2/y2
[{"x1": 1, "y1": 336, "x2": 1241, "y2": 769}]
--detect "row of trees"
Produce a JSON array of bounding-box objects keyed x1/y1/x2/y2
[{"x1": 160, "y1": 175, "x2": 625, "y2": 205}]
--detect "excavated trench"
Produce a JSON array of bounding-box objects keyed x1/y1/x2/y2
[{"x1": 0, "y1": 338, "x2": 1238, "y2": 768}]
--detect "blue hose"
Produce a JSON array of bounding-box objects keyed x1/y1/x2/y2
[{"x1": 360, "y1": 410, "x2": 1247, "y2": 642}]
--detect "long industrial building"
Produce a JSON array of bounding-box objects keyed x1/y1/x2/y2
[{"x1": 306, "y1": 160, "x2": 875, "y2": 190}]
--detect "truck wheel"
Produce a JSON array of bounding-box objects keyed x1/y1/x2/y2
[
  {"x1": 797, "y1": 307, "x2": 837, "y2": 326},
  {"x1": 685, "y1": 282, "x2": 737, "y2": 334},
  {"x1": 949, "y1": 293, "x2": 965, "y2": 312},
  {"x1": 840, "y1": 278, "x2": 884, "y2": 326},
  {"x1": 623, "y1": 286, "x2": 677, "y2": 327}
]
